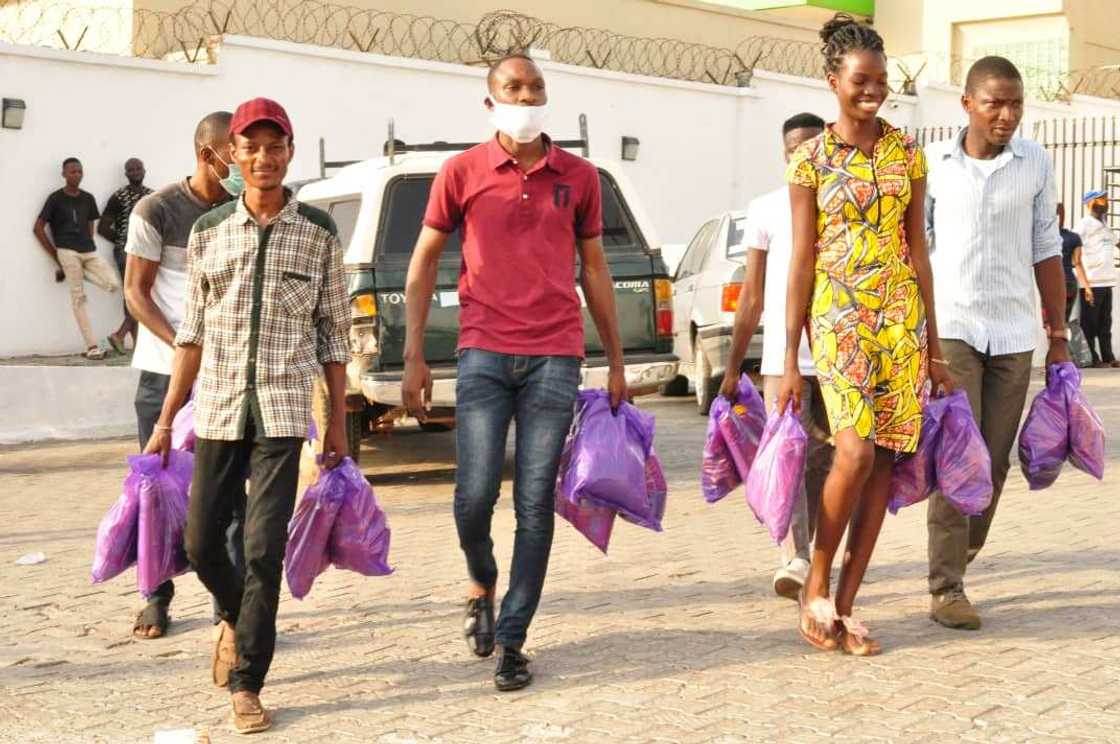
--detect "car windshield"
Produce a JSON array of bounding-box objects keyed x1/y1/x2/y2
[{"x1": 726, "y1": 216, "x2": 747, "y2": 258}]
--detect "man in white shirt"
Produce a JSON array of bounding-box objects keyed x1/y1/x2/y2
[
  {"x1": 1075, "y1": 190, "x2": 1119, "y2": 367},
  {"x1": 123, "y1": 111, "x2": 244, "y2": 639},
  {"x1": 720, "y1": 112, "x2": 833, "y2": 601},
  {"x1": 925, "y1": 57, "x2": 1069, "y2": 631}
]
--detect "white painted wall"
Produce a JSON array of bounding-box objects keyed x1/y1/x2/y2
[
  {"x1": 0, "y1": 366, "x2": 140, "y2": 443},
  {"x1": 1, "y1": 34, "x2": 1118, "y2": 358}
]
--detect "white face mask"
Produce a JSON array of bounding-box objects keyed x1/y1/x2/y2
[{"x1": 488, "y1": 101, "x2": 549, "y2": 144}]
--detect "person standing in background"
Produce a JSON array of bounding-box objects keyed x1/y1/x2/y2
[
  {"x1": 99, "y1": 157, "x2": 151, "y2": 354},
  {"x1": 1057, "y1": 202, "x2": 1092, "y2": 323},
  {"x1": 1075, "y1": 190, "x2": 1120, "y2": 367},
  {"x1": 33, "y1": 157, "x2": 119, "y2": 360}
]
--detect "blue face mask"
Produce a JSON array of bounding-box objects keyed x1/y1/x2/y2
[
  {"x1": 220, "y1": 165, "x2": 245, "y2": 197},
  {"x1": 208, "y1": 148, "x2": 245, "y2": 197}
]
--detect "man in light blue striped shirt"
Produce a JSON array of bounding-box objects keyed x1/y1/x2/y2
[{"x1": 924, "y1": 57, "x2": 1070, "y2": 631}]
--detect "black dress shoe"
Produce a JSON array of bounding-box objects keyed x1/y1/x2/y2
[
  {"x1": 494, "y1": 646, "x2": 532, "y2": 691},
  {"x1": 463, "y1": 597, "x2": 495, "y2": 658}
]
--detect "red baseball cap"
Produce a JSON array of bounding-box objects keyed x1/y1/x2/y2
[{"x1": 229, "y1": 97, "x2": 293, "y2": 138}]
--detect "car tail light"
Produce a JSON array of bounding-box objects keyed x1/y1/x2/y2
[
  {"x1": 654, "y1": 278, "x2": 672, "y2": 337},
  {"x1": 721, "y1": 283, "x2": 741, "y2": 313},
  {"x1": 351, "y1": 293, "x2": 377, "y2": 321}
]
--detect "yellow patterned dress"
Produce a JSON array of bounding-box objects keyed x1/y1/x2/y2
[{"x1": 785, "y1": 119, "x2": 928, "y2": 453}]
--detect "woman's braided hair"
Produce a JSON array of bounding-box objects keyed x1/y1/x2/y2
[{"x1": 819, "y1": 12, "x2": 885, "y2": 75}]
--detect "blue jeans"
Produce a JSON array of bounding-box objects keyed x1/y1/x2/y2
[{"x1": 454, "y1": 349, "x2": 581, "y2": 648}]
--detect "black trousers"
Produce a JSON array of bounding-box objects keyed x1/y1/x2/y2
[
  {"x1": 1079, "y1": 287, "x2": 1115, "y2": 364},
  {"x1": 185, "y1": 402, "x2": 302, "y2": 694},
  {"x1": 136, "y1": 371, "x2": 244, "y2": 614}
]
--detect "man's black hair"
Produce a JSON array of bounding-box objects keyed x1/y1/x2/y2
[
  {"x1": 965, "y1": 56, "x2": 1023, "y2": 93},
  {"x1": 783, "y1": 112, "x2": 825, "y2": 135},
  {"x1": 194, "y1": 111, "x2": 233, "y2": 152},
  {"x1": 486, "y1": 53, "x2": 538, "y2": 92},
  {"x1": 382, "y1": 138, "x2": 406, "y2": 156},
  {"x1": 62, "y1": 157, "x2": 81, "y2": 169}
]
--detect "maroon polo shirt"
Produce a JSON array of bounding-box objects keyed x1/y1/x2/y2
[{"x1": 423, "y1": 134, "x2": 603, "y2": 358}]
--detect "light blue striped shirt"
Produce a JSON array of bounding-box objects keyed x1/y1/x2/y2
[{"x1": 925, "y1": 129, "x2": 1062, "y2": 356}]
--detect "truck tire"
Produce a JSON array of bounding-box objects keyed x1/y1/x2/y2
[
  {"x1": 661, "y1": 375, "x2": 689, "y2": 396},
  {"x1": 693, "y1": 336, "x2": 718, "y2": 416},
  {"x1": 346, "y1": 410, "x2": 365, "y2": 466}
]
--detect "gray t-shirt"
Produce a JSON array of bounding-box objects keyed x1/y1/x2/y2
[{"x1": 125, "y1": 179, "x2": 229, "y2": 374}]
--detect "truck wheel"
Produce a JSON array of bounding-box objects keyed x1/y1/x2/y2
[
  {"x1": 661, "y1": 375, "x2": 689, "y2": 396},
  {"x1": 346, "y1": 410, "x2": 365, "y2": 466},
  {"x1": 419, "y1": 421, "x2": 454, "y2": 433},
  {"x1": 693, "y1": 337, "x2": 718, "y2": 416}
]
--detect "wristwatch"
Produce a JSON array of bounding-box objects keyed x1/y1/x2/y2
[{"x1": 1049, "y1": 328, "x2": 1071, "y2": 341}]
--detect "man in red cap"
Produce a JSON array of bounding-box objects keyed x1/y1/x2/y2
[{"x1": 145, "y1": 98, "x2": 351, "y2": 734}]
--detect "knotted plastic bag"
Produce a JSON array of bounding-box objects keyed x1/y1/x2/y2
[
  {"x1": 744, "y1": 410, "x2": 807, "y2": 543},
  {"x1": 890, "y1": 395, "x2": 949, "y2": 513},
  {"x1": 328, "y1": 458, "x2": 393, "y2": 577},
  {"x1": 285, "y1": 457, "x2": 392, "y2": 599},
  {"x1": 558, "y1": 390, "x2": 665, "y2": 532},
  {"x1": 1018, "y1": 366, "x2": 1072, "y2": 490},
  {"x1": 554, "y1": 402, "x2": 617, "y2": 552},
  {"x1": 702, "y1": 375, "x2": 766, "y2": 503},
  {"x1": 133, "y1": 451, "x2": 194, "y2": 596},
  {"x1": 935, "y1": 390, "x2": 993, "y2": 517},
  {"x1": 92, "y1": 466, "x2": 143, "y2": 584}
]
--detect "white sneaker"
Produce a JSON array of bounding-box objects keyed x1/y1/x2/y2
[{"x1": 773, "y1": 558, "x2": 810, "y2": 601}]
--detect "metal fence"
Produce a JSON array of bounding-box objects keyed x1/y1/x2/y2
[{"x1": 908, "y1": 118, "x2": 1120, "y2": 233}]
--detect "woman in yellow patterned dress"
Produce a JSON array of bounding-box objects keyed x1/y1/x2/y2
[{"x1": 778, "y1": 14, "x2": 955, "y2": 656}]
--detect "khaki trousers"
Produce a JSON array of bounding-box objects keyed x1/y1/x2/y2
[
  {"x1": 926, "y1": 339, "x2": 1033, "y2": 596},
  {"x1": 56, "y1": 248, "x2": 122, "y2": 349},
  {"x1": 763, "y1": 375, "x2": 834, "y2": 565}
]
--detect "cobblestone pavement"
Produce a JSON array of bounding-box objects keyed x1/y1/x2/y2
[{"x1": 2, "y1": 372, "x2": 1119, "y2": 743}]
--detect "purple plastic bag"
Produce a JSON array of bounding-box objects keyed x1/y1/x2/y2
[
  {"x1": 555, "y1": 493, "x2": 616, "y2": 553},
  {"x1": 890, "y1": 396, "x2": 949, "y2": 513},
  {"x1": 1059, "y1": 363, "x2": 1105, "y2": 479},
  {"x1": 91, "y1": 468, "x2": 142, "y2": 584},
  {"x1": 134, "y1": 451, "x2": 194, "y2": 596},
  {"x1": 936, "y1": 390, "x2": 993, "y2": 517},
  {"x1": 285, "y1": 470, "x2": 345, "y2": 599},
  {"x1": 1018, "y1": 367, "x2": 1071, "y2": 490},
  {"x1": 744, "y1": 410, "x2": 806, "y2": 543},
  {"x1": 171, "y1": 399, "x2": 195, "y2": 452},
  {"x1": 554, "y1": 403, "x2": 618, "y2": 552},
  {"x1": 702, "y1": 376, "x2": 766, "y2": 503},
  {"x1": 328, "y1": 458, "x2": 393, "y2": 577},
  {"x1": 559, "y1": 391, "x2": 662, "y2": 530}
]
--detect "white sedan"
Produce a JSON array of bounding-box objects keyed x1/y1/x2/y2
[{"x1": 662, "y1": 211, "x2": 763, "y2": 414}]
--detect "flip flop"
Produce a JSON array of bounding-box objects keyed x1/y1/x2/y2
[
  {"x1": 83, "y1": 346, "x2": 107, "y2": 361},
  {"x1": 798, "y1": 594, "x2": 839, "y2": 652},
  {"x1": 106, "y1": 335, "x2": 126, "y2": 355},
  {"x1": 837, "y1": 615, "x2": 881, "y2": 657}
]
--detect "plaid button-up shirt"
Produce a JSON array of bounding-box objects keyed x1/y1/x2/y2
[{"x1": 175, "y1": 193, "x2": 350, "y2": 440}]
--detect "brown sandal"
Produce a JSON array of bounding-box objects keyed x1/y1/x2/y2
[
  {"x1": 212, "y1": 621, "x2": 239, "y2": 688},
  {"x1": 798, "y1": 594, "x2": 839, "y2": 652},
  {"x1": 230, "y1": 691, "x2": 272, "y2": 735},
  {"x1": 837, "y1": 615, "x2": 881, "y2": 657}
]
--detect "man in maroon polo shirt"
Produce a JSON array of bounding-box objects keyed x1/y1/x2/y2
[{"x1": 402, "y1": 53, "x2": 627, "y2": 691}]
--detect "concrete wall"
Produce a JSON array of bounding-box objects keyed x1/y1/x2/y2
[
  {"x1": 2, "y1": 33, "x2": 1120, "y2": 359},
  {"x1": 0, "y1": 366, "x2": 140, "y2": 443}
]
